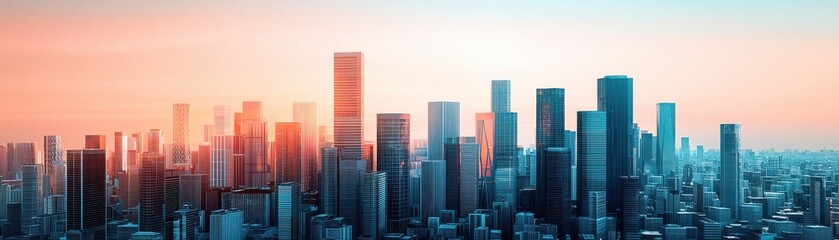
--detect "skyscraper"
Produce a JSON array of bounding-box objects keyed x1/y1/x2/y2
[
  {"x1": 376, "y1": 113, "x2": 411, "y2": 232},
  {"x1": 543, "y1": 148, "x2": 572, "y2": 238},
  {"x1": 6, "y1": 142, "x2": 36, "y2": 178},
  {"x1": 428, "y1": 101, "x2": 460, "y2": 160},
  {"x1": 577, "y1": 111, "x2": 607, "y2": 219},
  {"x1": 620, "y1": 176, "x2": 640, "y2": 240},
  {"x1": 720, "y1": 124, "x2": 741, "y2": 221},
  {"x1": 680, "y1": 136, "x2": 690, "y2": 162},
  {"x1": 597, "y1": 75, "x2": 634, "y2": 215},
  {"x1": 639, "y1": 132, "x2": 654, "y2": 175},
  {"x1": 21, "y1": 164, "x2": 43, "y2": 233},
  {"x1": 458, "y1": 137, "x2": 480, "y2": 218},
  {"x1": 173, "y1": 103, "x2": 191, "y2": 166},
  {"x1": 476, "y1": 112, "x2": 495, "y2": 177},
  {"x1": 66, "y1": 149, "x2": 107, "y2": 239},
  {"x1": 139, "y1": 153, "x2": 165, "y2": 236},
  {"x1": 809, "y1": 176, "x2": 828, "y2": 226},
  {"x1": 321, "y1": 147, "x2": 339, "y2": 216},
  {"x1": 536, "y1": 88, "x2": 565, "y2": 218},
  {"x1": 339, "y1": 160, "x2": 367, "y2": 238},
  {"x1": 43, "y1": 136, "x2": 64, "y2": 195},
  {"x1": 114, "y1": 132, "x2": 128, "y2": 177},
  {"x1": 334, "y1": 52, "x2": 365, "y2": 161},
  {"x1": 209, "y1": 209, "x2": 244, "y2": 240},
  {"x1": 210, "y1": 135, "x2": 234, "y2": 188},
  {"x1": 444, "y1": 138, "x2": 462, "y2": 215},
  {"x1": 275, "y1": 122, "x2": 301, "y2": 184},
  {"x1": 293, "y1": 102, "x2": 319, "y2": 192},
  {"x1": 494, "y1": 111, "x2": 518, "y2": 211},
  {"x1": 421, "y1": 160, "x2": 446, "y2": 227},
  {"x1": 148, "y1": 129, "x2": 164, "y2": 154},
  {"x1": 85, "y1": 135, "x2": 106, "y2": 150},
  {"x1": 491, "y1": 80, "x2": 511, "y2": 113},
  {"x1": 361, "y1": 171, "x2": 386, "y2": 240},
  {"x1": 214, "y1": 105, "x2": 233, "y2": 136},
  {"x1": 657, "y1": 103, "x2": 676, "y2": 176},
  {"x1": 277, "y1": 182, "x2": 301, "y2": 240},
  {"x1": 242, "y1": 120, "x2": 269, "y2": 187}
]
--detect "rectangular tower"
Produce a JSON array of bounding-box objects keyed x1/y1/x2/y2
[{"x1": 333, "y1": 52, "x2": 365, "y2": 161}]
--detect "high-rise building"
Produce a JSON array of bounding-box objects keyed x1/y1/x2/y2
[
  {"x1": 639, "y1": 132, "x2": 654, "y2": 175},
  {"x1": 421, "y1": 160, "x2": 446, "y2": 227},
  {"x1": 376, "y1": 113, "x2": 411, "y2": 232},
  {"x1": 242, "y1": 119, "x2": 269, "y2": 187},
  {"x1": 229, "y1": 188, "x2": 273, "y2": 226},
  {"x1": 66, "y1": 149, "x2": 107, "y2": 239},
  {"x1": 809, "y1": 176, "x2": 828, "y2": 226},
  {"x1": 458, "y1": 137, "x2": 479, "y2": 218},
  {"x1": 321, "y1": 147, "x2": 339, "y2": 216},
  {"x1": 476, "y1": 112, "x2": 495, "y2": 177},
  {"x1": 428, "y1": 101, "x2": 460, "y2": 161},
  {"x1": 114, "y1": 132, "x2": 128, "y2": 177},
  {"x1": 85, "y1": 135, "x2": 106, "y2": 150},
  {"x1": 334, "y1": 52, "x2": 365, "y2": 161},
  {"x1": 577, "y1": 111, "x2": 607, "y2": 218},
  {"x1": 620, "y1": 176, "x2": 640, "y2": 240},
  {"x1": 7, "y1": 142, "x2": 36, "y2": 178},
  {"x1": 139, "y1": 153, "x2": 165, "y2": 236},
  {"x1": 173, "y1": 103, "x2": 191, "y2": 166},
  {"x1": 293, "y1": 102, "x2": 319, "y2": 192},
  {"x1": 0, "y1": 145, "x2": 7, "y2": 179},
  {"x1": 494, "y1": 111, "x2": 518, "y2": 211},
  {"x1": 597, "y1": 75, "x2": 634, "y2": 215},
  {"x1": 278, "y1": 182, "x2": 301, "y2": 240},
  {"x1": 214, "y1": 105, "x2": 233, "y2": 136},
  {"x1": 543, "y1": 148, "x2": 572, "y2": 238},
  {"x1": 536, "y1": 88, "x2": 565, "y2": 218},
  {"x1": 275, "y1": 122, "x2": 301, "y2": 184},
  {"x1": 339, "y1": 160, "x2": 367, "y2": 238},
  {"x1": 491, "y1": 80, "x2": 511, "y2": 113},
  {"x1": 179, "y1": 174, "x2": 209, "y2": 211},
  {"x1": 680, "y1": 137, "x2": 690, "y2": 162},
  {"x1": 174, "y1": 207, "x2": 198, "y2": 240},
  {"x1": 444, "y1": 138, "x2": 462, "y2": 215},
  {"x1": 361, "y1": 171, "x2": 386, "y2": 240},
  {"x1": 209, "y1": 209, "x2": 244, "y2": 240},
  {"x1": 148, "y1": 129, "x2": 164, "y2": 154},
  {"x1": 657, "y1": 103, "x2": 677, "y2": 176},
  {"x1": 44, "y1": 136, "x2": 64, "y2": 195},
  {"x1": 21, "y1": 164, "x2": 43, "y2": 233},
  {"x1": 720, "y1": 124, "x2": 741, "y2": 221},
  {"x1": 210, "y1": 135, "x2": 234, "y2": 188}
]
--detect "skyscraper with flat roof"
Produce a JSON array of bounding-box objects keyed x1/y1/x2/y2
[
  {"x1": 275, "y1": 122, "x2": 301, "y2": 184},
  {"x1": 376, "y1": 113, "x2": 411, "y2": 233},
  {"x1": 361, "y1": 171, "x2": 386, "y2": 240},
  {"x1": 278, "y1": 182, "x2": 301, "y2": 240},
  {"x1": 321, "y1": 147, "x2": 339, "y2": 216},
  {"x1": 536, "y1": 88, "x2": 565, "y2": 218},
  {"x1": 577, "y1": 111, "x2": 607, "y2": 219},
  {"x1": 543, "y1": 148, "x2": 572, "y2": 238},
  {"x1": 139, "y1": 152, "x2": 165, "y2": 236},
  {"x1": 210, "y1": 135, "x2": 234, "y2": 188},
  {"x1": 428, "y1": 101, "x2": 460, "y2": 161},
  {"x1": 293, "y1": 102, "x2": 319, "y2": 192},
  {"x1": 720, "y1": 124, "x2": 741, "y2": 221},
  {"x1": 85, "y1": 135, "x2": 106, "y2": 150},
  {"x1": 334, "y1": 52, "x2": 365, "y2": 161},
  {"x1": 21, "y1": 164, "x2": 43, "y2": 234},
  {"x1": 491, "y1": 80, "x2": 511, "y2": 113},
  {"x1": 657, "y1": 103, "x2": 677, "y2": 176},
  {"x1": 66, "y1": 149, "x2": 107, "y2": 239},
  {"x1": 597, "y1": 75, "x2": 634, "y2": 216},
  {"x1": 421, "y1": 160, "x2": 446, "y2": 227},
  {"x1": 114, "y1": 132, "x2": 128, "y2": 177}
]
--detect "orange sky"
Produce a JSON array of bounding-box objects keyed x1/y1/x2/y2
[{"x1": 1, "y1": 1, "x2": 838, "y2": 150}]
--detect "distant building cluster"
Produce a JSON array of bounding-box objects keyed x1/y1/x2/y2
[{"x1": 1, "y1": 52, "x2": 838, "y2": 240}]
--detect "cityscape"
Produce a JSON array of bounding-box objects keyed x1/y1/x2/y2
[{"x1": 2, "y1": 2, "x2": 839, "y2": 240}]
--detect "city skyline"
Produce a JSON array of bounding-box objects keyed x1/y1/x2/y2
[{"x1": 2, "y1": 1, "x2": 839, "y2": 150}]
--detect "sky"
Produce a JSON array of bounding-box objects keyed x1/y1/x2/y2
[{"x1": 1, "y1": 1, "x2": 838, "y2": 151}]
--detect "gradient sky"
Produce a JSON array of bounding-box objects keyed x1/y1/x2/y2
[{"x1": 1, "y1": 1, "x2": 838, "y2": 150}]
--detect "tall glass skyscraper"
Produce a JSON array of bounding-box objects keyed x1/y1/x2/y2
[
  {"x1": 597, "y1": 75, "x2": 634, "y2": 215},
  {"x1": 420, "y1": 160, "x2": 446, "y2": 227},
  {"x1": 321, "y1": 147, "x2": 339, "y2": 216},
  {"x1": 275, "y1": 122, "x2": 301, "y2": 184},
  {"x1": 543, "y1": 148, "x2": 572, "y2": 238},
  {"x1": 657, "y1": 103, "x2": 676, "y2": 176},
  {"x1": 334, "y1": 52, "x2": 365, "y2": 162},
  {"x1": 494, "y1": 112, "x2": 518, "y2": 211},
  {"x1": 639, "y1": 131, "x2": 654, "y2": 175},
  {"x1": 361, "y1": 171, "x2": 386, "y2": 240},
  {"x1": 577, "y1": 111, "x2": 607, "y2": 219},
  {"x1": 458, "y1": 137, "x2": 479, "y2": 218},
  {"x1": 139, "y1": 152, "x2": 165, "y2": 236},
  {"x1": 173, "y1": 103, "x2": 191, "y2": 166},
  {"x1": 720, "y1": 124, "x2": 740, "y2": 221},
  {"x1": 338, "y1": 160, "x2": 366, "y2": 238},
  {"x1": 491, "y1": 80, "x2": 511, "y2": 113},
  {"x1": 376, "y1": 113, "x2": 411, "y2": 233},
  {"x1": 293, "y1": 102, "x2": 318, "y2": 192},
  {"x1": 427, "y1": 101, "x2": 460, "y2": 161},
  {"x1": 66, "y1": 149, "x2": 107, "y2": 239},
  {"x1": 277, "y1": 182, "x2": 300, "y2": 240},
  {"x1": 535, "y1": 88, "x2": 565, "y2": 218}
]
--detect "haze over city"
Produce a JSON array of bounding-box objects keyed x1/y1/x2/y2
[{"x1": 2, "y1": 1, "x2": 838, "y2": 150}]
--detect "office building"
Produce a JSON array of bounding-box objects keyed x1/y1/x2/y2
[
  {"x1": 278, "y1": 182, "x2": 301, "y2": 240},
  {"x1": 293, "y1": 102, "x2": 319, "y2": 192},
  {"x1": 720, "y1": 124, "x2": 741, "y2": 221},
  {"x1": 275, "y1": 122, "x2": 301, "y2": 184},
  {"x1": 376, "y1": 113, "x2": 411, "y2": 232},
  {"x1": 334, "y1": 52, "x2": 365, "y2": 161},
  {"x1": 536, "y1": 88, "x2": 565, "y2": 218},
  {"x1": 597, "y1": 75, "x2": 634, "y2": 215},
  {"x1": 657, "y1": 103, "x2": 676, "y2": 176},
  {"x1": 67, "y1": 149, "x2": 107, "y2": 239},
  {"x1": 173, "y1": 103, "x2": 191, "y2": 166},
  {"x1": 428, "y1": 101, "x2": 460, "y2": 160}
]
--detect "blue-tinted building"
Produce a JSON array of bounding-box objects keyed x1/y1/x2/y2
[
  {"x1": 597, "y1": 75, "x2": 634, "y2": 216},
  {"x1": 720, "y1": 124, "x2": 740, "y2": 221},
  {"x1": 491, "y1": 80, "x2": 511, "y2": 113},
  {"x1": 657, "y1": 103, "x2": 676, "y2": 176},
  {"x1": 420, "y1": 160, "x2": 446, "y2": 227},
  {"x1": 543, "y1": 148, "x2": 572, "y2": 238},
  {"x1": 577, "y1": 111, "x2": 607, "y2": 219},
  {"x1": 376, "y1": 113, "x2": 411, "y2": 233},
  {"x1": 535, "y1": 88, "x2": 565, "y2": 219},
  {"x1": 427, "y1": 101, "x2": 460, "y2": 161}
]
